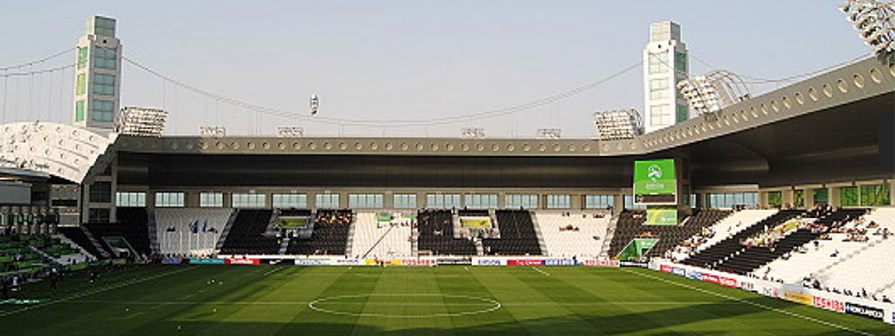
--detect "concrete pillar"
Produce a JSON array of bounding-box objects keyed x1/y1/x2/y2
[
  {"x1": 803, "y1": 189, "x2": 815, "y2": 208},
  {"x1": 828, "y1": 187, "x2": 839, "y2": 208}
]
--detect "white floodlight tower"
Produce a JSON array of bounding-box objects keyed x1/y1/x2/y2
[
  {"x1": 592, "y1": 109, "x2": 643, "y2": 141},
  {"x1": 841, "y1": 0, "x2": 895, "y2": 55}
]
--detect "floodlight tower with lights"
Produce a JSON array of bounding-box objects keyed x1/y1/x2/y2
[
  {"x1": 678, "y1": 70, "x2": 750, "y2": 119},
  {"x1": 841, "y1": 0, "x2": 895, "y2": 55}
]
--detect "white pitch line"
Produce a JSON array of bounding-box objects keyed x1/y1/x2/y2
[
  {"x1": 620, "y1": 268, "x2": 876, "y2": 336},
  {"x1": 58, "y1": 300, "x2": 737, "y2": 307},
  {"x1": 532, "y1": 266, "x2": 550, "y2": 276},
  {"x1": 0, "y1": 266, "x2": 197, "y2": 318}
]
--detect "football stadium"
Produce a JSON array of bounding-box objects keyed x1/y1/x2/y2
[{"x1": 2, "y1": 1, "x2": 895, "y2": 335}]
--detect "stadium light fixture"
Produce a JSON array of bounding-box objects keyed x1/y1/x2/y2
[
  {"x1": 460, "y1": 128, "x2": 485, "y2": 139},
  {"x1": 841, "y1": 0, "x2": 895, "y2": 55},
  {"x1": 116, "y1": 107, "x2": 168, "y2": 137},
  {"x1": 536, "y1": 128, "x2": 562, "y2": 139},
  {"x1": 592, "y1": 109, "x2": 643, "y2": 141},
  {"x1": 678, "y1": 70, "x2": 750, "y2": 119},
  {"x1": 277, "y1": 126, "x2": 304, "y2": 138},
  {"x1": 199, "y1": 126, "x2": 226, "y2": 138}
]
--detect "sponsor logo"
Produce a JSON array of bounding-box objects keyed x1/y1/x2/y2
[
  {"x1": 812, "y1": 296, "x2": 845, "y2": 313},
  {"x1": 701, "y1": 273, "x2": 720, "y2": 284},
  {"x1": 390, "y1": 259, "x2": 434, "y2": 266},
  {"x1": 687, "y1": 270, "x2": 702, "y2": 280},
  {"x1": 226, "y1": 258, "x2": 260, "y2": 265},
  {"x1": 544, "y1": 258, "x2": 577, "y2": 266},
  {"x1": 647, "y1": 164, "x2": 662, "y2": 180},
  {"x1": 582, "y1": 259, "x2": 621, "y2": 267},
  {"x1": 760, "y1": 286, "x2": 778, "y2": 298},
  {"x1": 672, "y1": 267, "x2": 686, "y2": 276},
  {"x1": 738, "y1": 281, "x2": 755, "y2": 291},
  {"x1": 334, "y1": 259, "x2": 362, "y2": 265},
  {"x1": 845, "y1": 303, "x2": 884, "y2": 320},
  {"x1": 718, "y1": 276, "x2": 737, "y2": 288},
  {"x1": 161, "y1": 258, "x2": 183, "y2": 265},
  {"x1": 784, "y1": 291, "x2": 814, "y2": 305},
  {"x1": 189, "y1": 258, "x2": 225, "y2": 265},
  {"x1": 508, "y1": 259, "x2": 545, "y2": 266},
  {"x1": 660, "y1": 265, "x2": 673, "y2": 273},
  {"x1": 474, "y1": 259, "x2": 503, "y2": 266},
  {"x1": 437, "y1": 259, "x2": 472, "y2": 266},
  {"x1": 295, "y1": 259, "x2": 330, "y2": 266}
]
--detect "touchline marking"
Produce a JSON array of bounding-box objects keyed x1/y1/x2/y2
[
  {"x1": 0, "y1": 266, "x2": 197, "y2": 318},
  {"x1": 58, "y1": 300, "x2": 735, "y2": 307},
  {"x1": 532, "y1": 266, "x2": 550, "y2": 276},
  {"x1": 620, "y1": 269, "x2": 876, "y2": 336},
  {"x1": 263, "y1": 266, "x2": 286, "y2": 276}
]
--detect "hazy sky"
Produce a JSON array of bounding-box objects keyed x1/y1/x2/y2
[{"x1": 0, "y1": 1, "x2": 869, "y2": 138}]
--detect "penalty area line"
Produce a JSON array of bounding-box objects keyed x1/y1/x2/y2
[
  {"x1": 620, "y1": 268, "x2": 875, "y2": 336},
  {"x1": 532, "y1": 266, "x2": 550, "y2": 276}
]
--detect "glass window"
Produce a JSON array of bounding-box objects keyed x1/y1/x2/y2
[
  {"x1": 272, "y1": 193, "x2": 307, "y2": 208},
  {"x1": 675, "y1": 104, "x2": 689, "y2": 123},
  {"x1": 89, "y1": 208, "x2": 110, "y2": 223},
  {"x1": 674, "y1": 52, "x2": 687, "y2": 73},
  {"x1": 116, "y1": 192, "x2": 146, "y2": 207},
  {"x1": 75, "y1": 100, "x2": 86, "y2": 122},
  {"x1": 649, "y1": 78, "x2": 669, "y2": 100},
  {"x1": 585, "y1": 195, "x2": 615, "y2": 209},
  {"x1": 839, "y1": 187, "x2": 859, "y2": 207},
  {"x1": 91, "y1": 99, "x2": 115, "y2": 122},
  {"x1": 860, "y1": 184, "x2": 891, "y2": 206},
  {"x1": 92, "y1": 73, "x2": 115, "y2": 95},
  {"x1": 89, "y1": 182, "x2": 112, "y2": 203},
  {"x1": 648, "y1": 52, "x2": 669, "y2": 74},
  {"x1": 767, "y1": 191, "x2": 783, "y2": 207},
  {"x1": 76, "y1": 74, "x2": 87, "y2": 95},
  {"x1": 812, "y1": 188, "x2": 829, "y2": 204},
  {"x1": 546, "y1": 194, "x2": 571, "y2": 209},
  {"x1": 505, "y1": 194, "x2": 538, "y2": 209},
  {"x1": 425, "y1": 194, "x2": 462, "y2": 209},
  {"x1": 233, "y1": 193, "x2": 266, "y2": 208},
  {"x1": 77, "y1": 47, "x2": 88, "y2": 69},
  {"x1": 155, "y1": 192, "x2": 185, "y2": 208},
  {"x1": 315, "y1": 193, "x2": 340, "y2": 209},
  {"x1": 348, "y1": 194, "x2": 383, "y2": 208},
  {"x1": 94, "y1": 47, "x2": 117, "y2": 70},
  {"x1": 794, "y1": 190, "x2": 805, "y2": 207},
  {"x1": 650, "y1": 104, "x2": 672, "y2": 127},
  {"x1": 465, "y1": 194, "x2": 497, "y2": 209},
  {"x1": 200, "y1": 192, "x2": 223, "y2": 208},
  {"x1": 393, "y1": 194, "x2": 418, "y2": 209},
  {"x1": 706, "y1": 192, "x2": 758, "y2": 208}
]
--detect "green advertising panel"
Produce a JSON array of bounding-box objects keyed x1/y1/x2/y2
[
  {"x1": 616, "y1": 238, "x2": 660, "y2": 261},
  {"x1": 633, "y1": 159, "x2": 677, "y2": 205},
  {"x1": 275, "y1": 216, "x2": 309, "y2": 228},
  {"x1": 646, "y1": 206, "x2": 678, "y2": 225}
]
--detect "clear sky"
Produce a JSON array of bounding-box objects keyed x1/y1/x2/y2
[{"x1": 0, "y1": 0, "x2": 870, "y2": 138}]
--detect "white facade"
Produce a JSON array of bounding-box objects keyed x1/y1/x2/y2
[
  {"x1": 642, "y1": 21, "x2": 689, "y2": 134},
  {"x1": 73, "y1": 16, "x2": 122, "y2": 132}
]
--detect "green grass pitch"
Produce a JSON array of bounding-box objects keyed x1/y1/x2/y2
[{"x1": 1, "y1": 265, "x2": 892, "y2": 335}]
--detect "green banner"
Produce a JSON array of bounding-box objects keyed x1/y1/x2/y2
[
  {"x1": 275, "y1": 216, "x2": 308, "y2": 228},
  {"x1": 646, "y1": 206, "x2": 678, "y2": 225},
  {"x1": 616, "y1": 238, "x2": 660, "y2": 261},
  {"x1": 633, "y1": 159, "x2": 677, "y2": 204}
]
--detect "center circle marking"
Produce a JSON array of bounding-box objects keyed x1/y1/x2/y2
[{"x1": 307, "y1": 294, "x2": 502, "y2": 318}]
